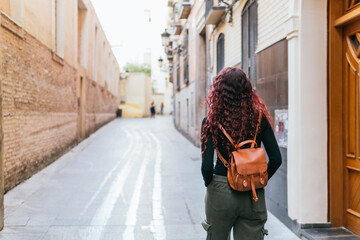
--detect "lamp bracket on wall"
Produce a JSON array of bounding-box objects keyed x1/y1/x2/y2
[
  {"x1": 173, "y1": 45, "x2": 184, "y2": 55},
  {"x1": 219, "y1": 0, "x2": 238, "y2": 23}
]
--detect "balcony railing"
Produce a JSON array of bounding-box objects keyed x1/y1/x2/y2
[{"x1": 205, "y1": 0, "x2": 226, "y2": 25}]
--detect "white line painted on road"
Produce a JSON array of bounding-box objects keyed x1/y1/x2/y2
[
  {"x1": 80, "y1": 129, "x2": 136, "y2": 217},
  {"x1": 88, "y1": 131, "x2": 142, "y2": 240},
  {"x1": 149, "y1": 132, "x2": 166, "y2": 240},
  {"x1": 122, "y1": 132, "x2": 152, "y2": 240}
]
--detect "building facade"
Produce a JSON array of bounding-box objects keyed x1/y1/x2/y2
[
  {"x1": 165, "y1": 0, "x2": 360, "y2": 237},
  {"x1": 119, "y1": 72, "x2": 152, "y2": 117},
  {"x1": 0, "y1": 0, "x2": 121, "y2": 226},
  {"x1": 166, "y1": 0, "x2": 207, "y2": 146}
]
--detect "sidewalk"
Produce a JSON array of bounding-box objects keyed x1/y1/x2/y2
[{"x1": 1, "y1": 116, "x2": 299, "y2": 239}]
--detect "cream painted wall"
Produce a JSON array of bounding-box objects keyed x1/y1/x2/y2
[
  {"x1": 78, "y1": 6, "x2": 89, "y2": 70},
  {"x1": 64, "y1": 0, "x2": 76, "y2": 66},
  {"x1": 10, "y1": 0, "x2": 24, "y2": 26},
  {"x1": 257, "y1": 0, "x2": 289, "y2": 52},
  {"x1": 286, "y1": 0, "x2": 328, "y2": 224},
  {"x1": 125, "y1": 73, "x2": 152, "y2": 117},
  {"x1": 0, "y1": 0, "x2": 10, "y2": 14},
  {"x1": 24, "y1": 0, "x2": 53, "y2": 49}
]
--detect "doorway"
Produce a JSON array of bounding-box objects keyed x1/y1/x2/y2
[{"x1": 329, "y1": 0, "x2": 360, "y2": 234}]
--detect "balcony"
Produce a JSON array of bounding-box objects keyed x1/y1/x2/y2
[
  {"x1": 174, "y1": 25, "x2": 182, "y2": 35},
  {"x1": 179, "y1": 0, "x2": 191, "y2": 19},
  {"x1": 205, "y1": 0, "x2": 226, "y2": 25},
  {"x1": 169, "y1": 72, "x2": 173, "y2": 83}
]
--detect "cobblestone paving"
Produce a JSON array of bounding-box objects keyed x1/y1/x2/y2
[{"x1": 1, "y1": 116, "x2": 298, "y2": 239}]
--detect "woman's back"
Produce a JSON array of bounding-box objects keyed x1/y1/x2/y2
[
  {"x1": 201, "y1": 115, "x2": 281, "y2": 187},
  {"x1": 200, "y1": 67, "x2": 282, "y2": 240}
]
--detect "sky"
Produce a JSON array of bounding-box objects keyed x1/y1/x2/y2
[{"x1": 90, "y1": 0, "x2": 169, "y2": 69}]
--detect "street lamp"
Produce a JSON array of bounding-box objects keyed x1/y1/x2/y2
[
  {"x1": 158, "y1": 56, "x2": 163, "y2": 68},
  {"x1": 161, "y1": 30, "x2": 170, "y2": 47}
]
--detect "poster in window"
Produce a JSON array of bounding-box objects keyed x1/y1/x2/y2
[{"x1": 274, "y1": 109, "x2": 288, "y2": 148}]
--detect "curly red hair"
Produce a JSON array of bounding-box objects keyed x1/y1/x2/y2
[{"x1": 201, "y1": 67, "x2": 273, "y2": 156}]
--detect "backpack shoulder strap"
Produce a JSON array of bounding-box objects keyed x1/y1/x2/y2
[
  {"x1": 251, "y1": 112, "x2": 262, "y2": 147},
  {"x1": 219, "y1": 112, "x2": 262, "y2": 148},
  {"x1": 217, "y1": 123, "x2": 235, "y2": 146},
  {"x1": 215, "y1": 148, "x2": 230, "y2": 168}
]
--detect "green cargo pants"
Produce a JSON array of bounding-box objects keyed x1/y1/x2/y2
[{"x1": 202, "y1": 175, "x2": 268, "y2": 240}]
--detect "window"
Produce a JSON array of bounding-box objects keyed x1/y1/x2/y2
[
  {"x1": 349, "y1": 33, "x2": 360, "y2": 58},
  {"x1": 216, "y1": 33, "x2": 225, "y2": 73},
  {"x1": 348, "y1": 0, "x2": 360, "y2": 9},
  {"x1": 242, "y1": 0, "x2": 257, "y2": 87}
]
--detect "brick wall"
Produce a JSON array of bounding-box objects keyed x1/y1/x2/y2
[
  {"x1": 85, "y1": 79, "x2": 117, "y2": 135},
  {"x1": 0, "y1": 12, "x2": 117, "y2": 192}
]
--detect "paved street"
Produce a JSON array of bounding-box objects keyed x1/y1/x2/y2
[{"x1": 1, "y1": 116, "x2": 298, "y2": 239}]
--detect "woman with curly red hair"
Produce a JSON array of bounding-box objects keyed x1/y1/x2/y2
[{"x1": 201, "y1": 67, "x2": 282, "y2": 239}]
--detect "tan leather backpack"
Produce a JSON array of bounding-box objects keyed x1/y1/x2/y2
[{"x1": 215, "y1": 112, "x2": 268, "y2": 202}]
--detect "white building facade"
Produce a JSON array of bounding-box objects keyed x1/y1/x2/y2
[{"x1": 165, "y1": 0, "x2": 360, "y2": 237}]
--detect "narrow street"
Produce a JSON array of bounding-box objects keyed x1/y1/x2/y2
[{"x1": 1, "y1": 117, "x2": 296, "y2": 240}]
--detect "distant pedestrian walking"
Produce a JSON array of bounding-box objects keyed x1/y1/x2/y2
[
  {"x1": 160, "y1": 102, "x2": 164, "y2": 115},
  {"x1": 150, "y1": 102, "x2": 156, "y2": 118},
  {"x1": 200, "y1": 67, "x2": 282, "y2": 239}
]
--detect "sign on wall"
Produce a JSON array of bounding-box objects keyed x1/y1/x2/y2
[{"x1": 274, "y1": 109, "x2": 288, "y2": 148}]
